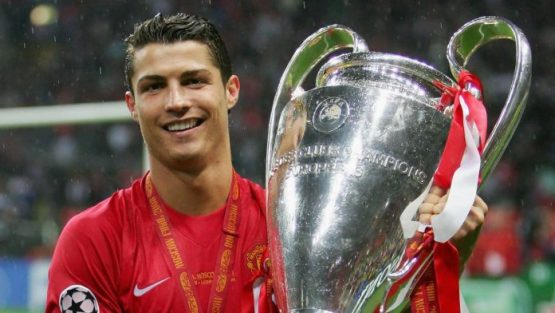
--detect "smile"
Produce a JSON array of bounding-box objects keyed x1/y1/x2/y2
[{"x1": 165, "y1": 119, "x2": 204, "y2": 132}]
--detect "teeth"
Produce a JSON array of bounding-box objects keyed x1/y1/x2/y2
[{"x1": 167, "y1": 120, "x2": 199, "y2": 131}]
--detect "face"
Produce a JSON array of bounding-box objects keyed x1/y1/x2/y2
[{"x1": 125, "y1": 41, "x2": 240, "y2": 171}]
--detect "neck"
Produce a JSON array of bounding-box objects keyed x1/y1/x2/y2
[{"x1": 149, "y1": 158, "x2": 234, "y2": 216}]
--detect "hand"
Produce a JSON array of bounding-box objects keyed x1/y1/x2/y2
[
  {"x1": 418, "y1": 185, "x2": 489, "y2": 267},
  {"x1": 418, "y1": 186, "x2": 488, "y2": 241}
]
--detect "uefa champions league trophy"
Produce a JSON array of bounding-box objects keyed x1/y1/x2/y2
[{"x1": 265, "y1": 17, "x2": 531, "y2": 313}]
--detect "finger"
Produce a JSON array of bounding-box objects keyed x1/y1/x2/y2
[
  {"x1": 467, "y1": 205, "x2": 486, "y2": 225},
  {"x1": 437, "y1": 190, "x2": 451, "y2": 204},
  {"x1": 422, "y1": 186, "x2": 447, "y2": 206},
  {"x1": 422, "y1": 192, "x2": 442, "y2": 206},
  {"x1": 451, "y1": 206, "x2": 486, "y2": 241},
  {"x1": 419, "y1": 213, "x2": 433, "y2": 224},
  {"x1": 419, "y1": 200, "x2": 446, "y2": 215},
  {"x1": 473, "y1": 195, "x2": 488, "y2": 215},
  {"x1": 457, "y1": 207, "x2": 484, "y2": 233},
  {"x1": 418, "y1": 203, "x2": 435, "y2": 214},
  {"x1": 452, "y1": 227, "x2": 468, "y2": 241},
  {"x1": 454, "y1": 216, "x2": 477, "y2": 240},
  {"x1": 429, "y1": 185, "x2": 447, "y2": 197},
  {"x1": 432, "y1": 202, "x2": 445, "y2": 215}
]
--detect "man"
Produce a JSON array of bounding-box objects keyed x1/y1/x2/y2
[{"x1": 46, "y1": 13, "x2": 487, "y2": 313}]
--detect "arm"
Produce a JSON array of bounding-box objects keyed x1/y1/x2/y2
[
  {"x1": 418, "y1": 186, "x2": 488, "y2": 272},
  {"x1": 46, "y1": 214, "x2": 121, "y2": 313}
]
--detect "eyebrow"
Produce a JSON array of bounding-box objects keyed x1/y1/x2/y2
[
  {"x1": 136, "y1": 75, "x2": 165, "y2": 86},
  {"x1": 180, "y1": 69, "x2": 212, "y2": 79},
  {"x1": 137, "y1": 69, "x2": 212, "y2": 85}
]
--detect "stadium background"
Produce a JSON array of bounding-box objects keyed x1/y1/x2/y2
[{"x1": 0, "y1": 1, "x2": 554, "y2": 312}]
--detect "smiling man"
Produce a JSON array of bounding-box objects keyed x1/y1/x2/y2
[{"x1": 46, "y1": 13, "x2": 273, "y2": 313}]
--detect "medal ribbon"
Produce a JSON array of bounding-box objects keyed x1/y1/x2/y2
[
  {"x1": 145, "y1": 171, "x2": 241, "y2": 313},
  {"x1": 257, "y1": 249, "x2": 275, "y2": 313},
  {"x1": 410, "y1": 233, "x2": 460, "y2": 313},
  {"x1": 408, "y1": 71, "x2": 487, "y2": 313}
]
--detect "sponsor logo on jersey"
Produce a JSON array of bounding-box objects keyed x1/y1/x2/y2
[
  {"x1": 59, "y1": 285, "x2": 99, "y2": 313},
  {"x1": 133, "y1": 277, "x2": 171, "y2": 297}
]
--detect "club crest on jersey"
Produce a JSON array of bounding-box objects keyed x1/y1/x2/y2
[
  {"x1": 59, "y1": 285, "x2": 99, "y2": 313},
  {"x1": 246, "y1": 243, "x2": 267, "y2": 274}
]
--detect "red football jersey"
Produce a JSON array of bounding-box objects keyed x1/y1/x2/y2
[{"x1": 46, "y1": 172, "x2": 273, "y2": 313}]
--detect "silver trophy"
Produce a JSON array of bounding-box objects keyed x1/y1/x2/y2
[{"x1": 265, "y1": 17, "x2": 531, "y2": 313}]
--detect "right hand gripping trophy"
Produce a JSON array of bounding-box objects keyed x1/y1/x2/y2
[{"x1": 265, "y1": 17, "x2": 531, "y2": 313}]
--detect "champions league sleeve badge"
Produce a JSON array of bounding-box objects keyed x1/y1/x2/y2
[{"x1": 59, "y1": 285, "x2": 100, "y2": 313}]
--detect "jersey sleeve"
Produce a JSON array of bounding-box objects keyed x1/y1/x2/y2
[{"x1": 46, "y1": 204, "x2": 122, "y2": 313}]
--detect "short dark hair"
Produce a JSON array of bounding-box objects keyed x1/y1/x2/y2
[{"x1": 124, "y1": 13, "x2": 232, "y2": 94}]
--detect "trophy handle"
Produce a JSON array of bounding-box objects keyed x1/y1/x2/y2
[
  {"x1": 265, "y1": 25, "x2": 369, "y2": 179},
  {"x1": 446, "y1": 16, "x2": 532, "y2": 183}
]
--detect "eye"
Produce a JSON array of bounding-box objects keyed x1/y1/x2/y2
[
  {"x1": 183, "y1": 76, "x2": 208, "y2": 88},
  {"x1": 185, "y1": 78, "x2": 201, "y2": 85},
  {"x1": 147, "y1": 82, "x2": 164, "y2": 91},
  {"x1": 140, "y1": 82, "x2": 165, "y2": 94}
]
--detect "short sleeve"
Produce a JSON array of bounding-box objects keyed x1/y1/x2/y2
[{"x1": 45, "y1": 208, "x2": 122, "y2": 313}]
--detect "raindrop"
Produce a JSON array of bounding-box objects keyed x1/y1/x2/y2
[
  {"x1": 303, "y1": 1, "x2": 306, "y2": 9},
  {"x1": 53, "y1": 35, "x2": 57, "y2": 43},
  {"x1": 31, "y1": 27, "x2": 35, "y2": 34}
]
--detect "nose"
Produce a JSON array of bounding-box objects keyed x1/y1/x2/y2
[{"x1": 165, "y1": 81, "x2": 189, "y2": 113}]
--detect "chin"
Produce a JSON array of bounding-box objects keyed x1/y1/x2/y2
[{"x1": 170, "y1": 151, "x2": 207, "y2": 169}]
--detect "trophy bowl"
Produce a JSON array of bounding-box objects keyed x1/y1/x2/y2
[{"x1": 266, "y1": 17, "x2": 531, "y2": 313}]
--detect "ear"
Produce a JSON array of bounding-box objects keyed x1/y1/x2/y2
[
  {"x1": 225, "y1": 75, "x2": 240, "y2": 110},
  {"x1": 125, "y1": 91, "x2": 139, "y2": 121}
]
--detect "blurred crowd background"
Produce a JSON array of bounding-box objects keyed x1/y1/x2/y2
[{"x1": 0, "y1": 0, "x2": 554, "y2": 311}]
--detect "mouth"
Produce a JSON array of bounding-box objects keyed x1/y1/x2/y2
[{"x1": 164, "y1": 118, "x2": 204, "y2": 132}]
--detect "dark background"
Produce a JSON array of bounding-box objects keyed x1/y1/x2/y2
[{"x1": 0, "y1": 0, "x2": 553, "y2": 303}]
